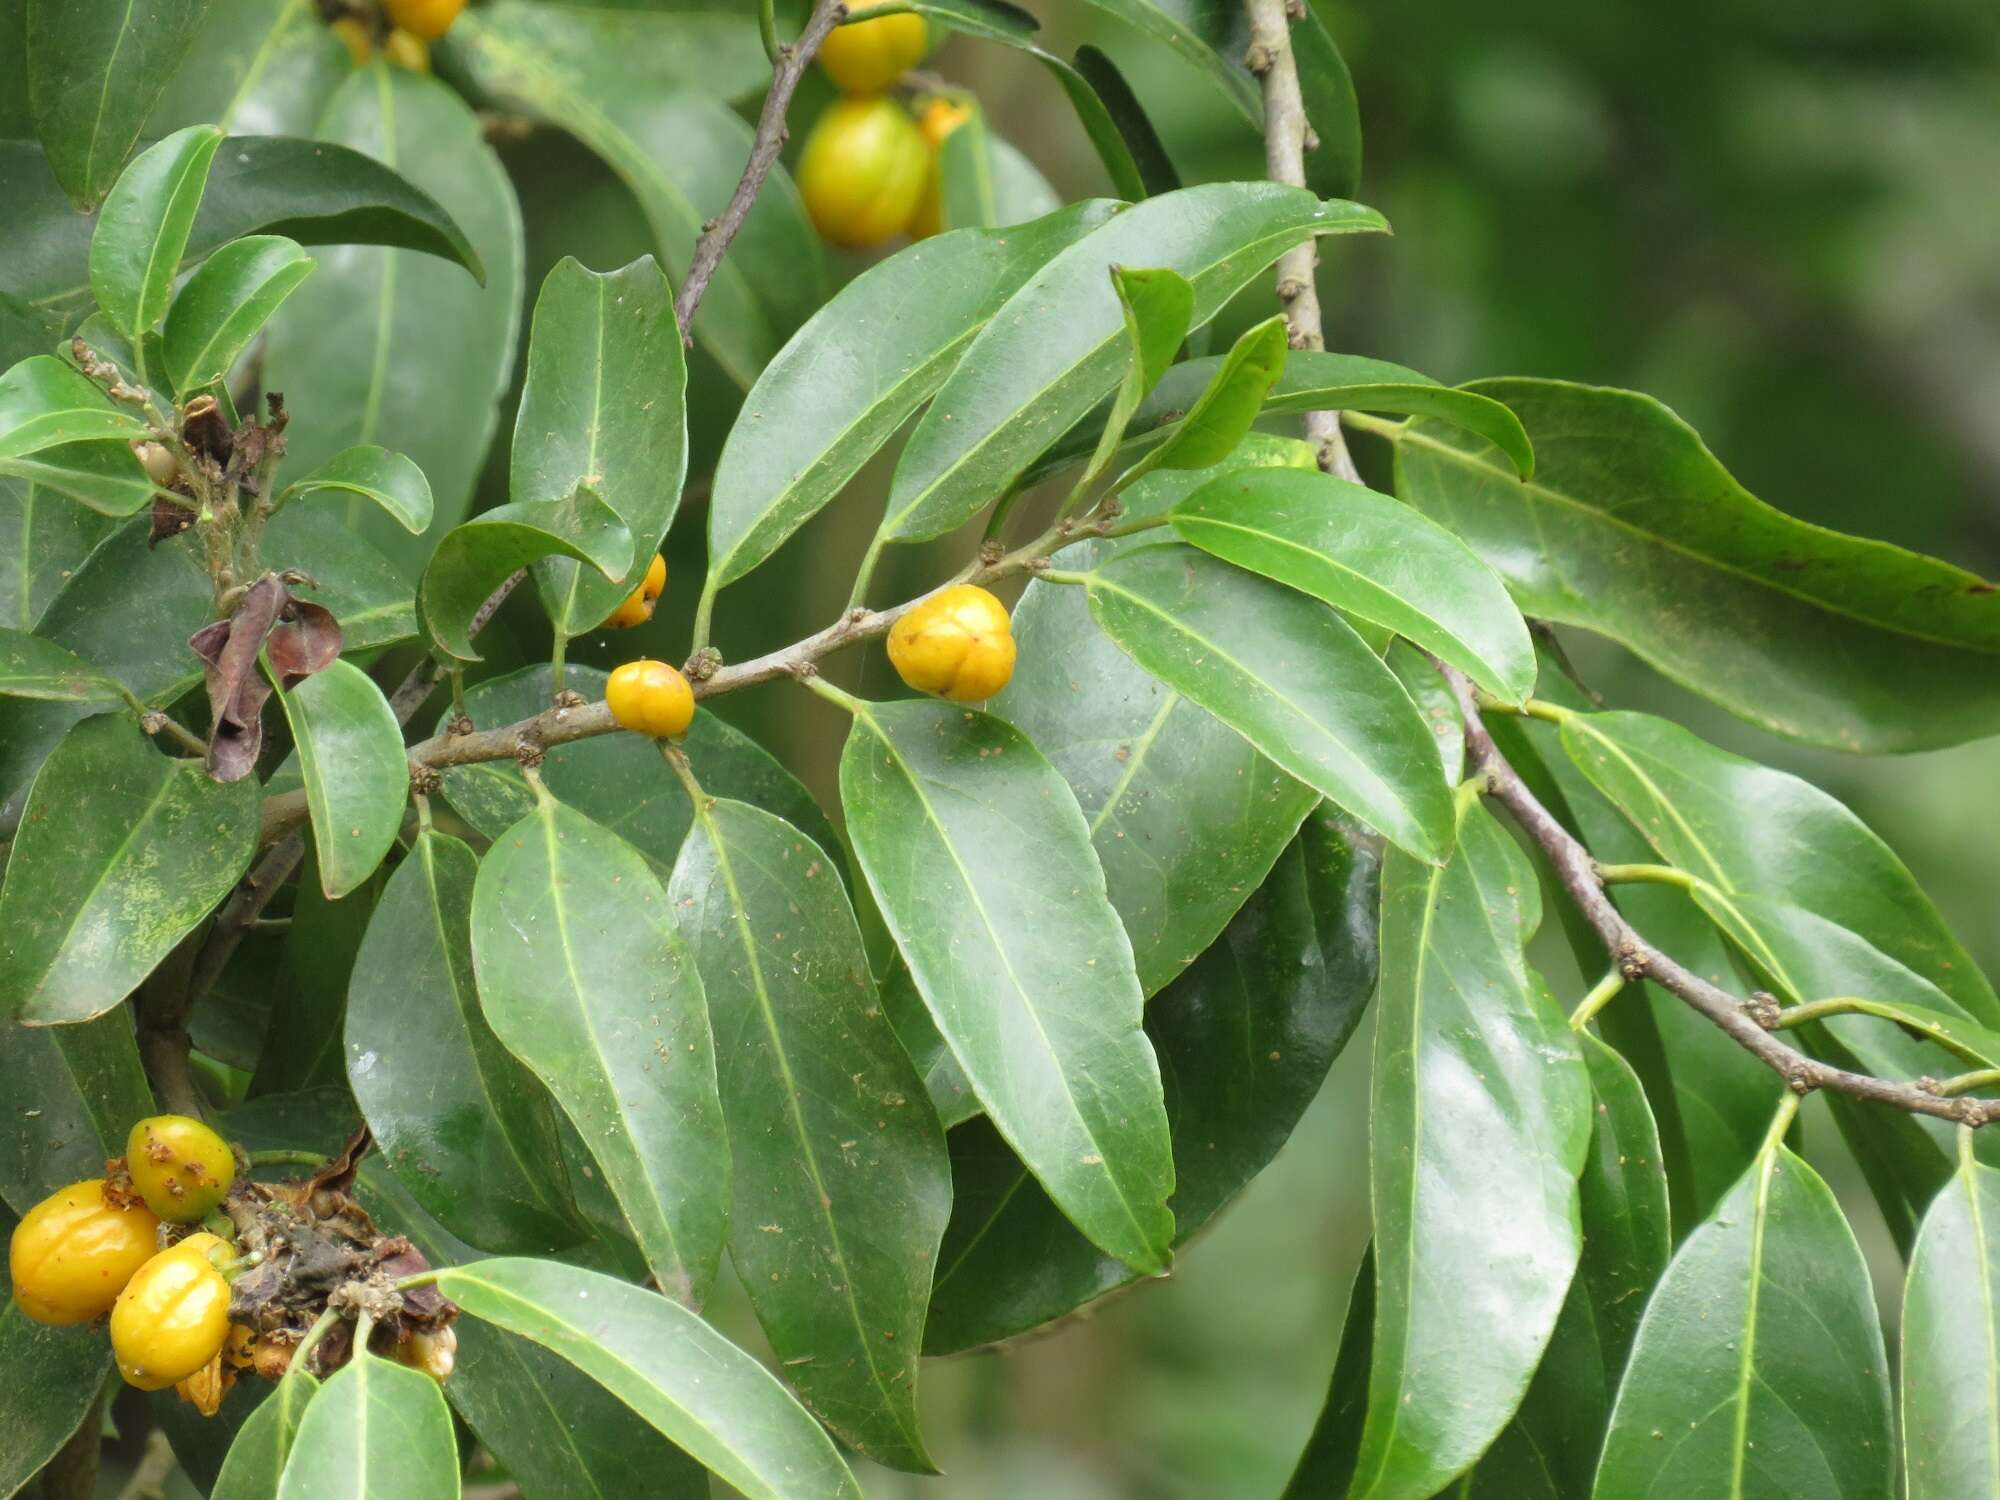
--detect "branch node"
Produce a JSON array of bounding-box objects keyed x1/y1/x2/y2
[
  {"x1": 408, "y1": 763, "x2": 443, "y2": 797},
  {"x1": 447, "y1": 713, "x2": 474, "y2": 738},
  {"x1": 1302, "y1": 125, "x2": 1321, "y2": 153},
  {"x1": 1244, "y1": 42, "x2": 1276, "y2": 76},
  {"x1": 1743, "y1": 991, "x2": 1783, "y2": 1030},
  {"x1": 1615, "y1": 947, "x2": 1649, "y2": 982},
  {"x1": 514, "y1": 740, "x2": 546, "y2": 771},
  {"x1": 684, "y1": 645, "x2": 724, "y2": 682},
  {"x1": 978, "y1": 540, "x2": 1006, "y2": 565},
  {"x1": 1785, "y1": 1065, "x2": 1817, "y2": 1096},
  {"x1": 551, "y1": 689, "x2": 586, "y2": 711},
  {"x1": 1959, "y1": 1097, "x2": 1992, "y2": 1127}
]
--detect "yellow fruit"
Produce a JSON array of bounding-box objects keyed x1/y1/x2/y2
[
  {"x1": 817, "y1": 1, "x2": 927, "y2": 93},
  {"x1": 606, "y1": 660, "x2": 696, "y2": 738},
  {"x1": 908, "y1": 96, "x2": 977, "y2": 241},
  {"x1": 396, "y1": 1327, "x2": 458, "y2": 1382},
  {"x1": 602, "y1": 553, "x2": 669, "y2": 629},
  {"x1": 8, "y1": 1180, "x2": 161, "y2": 1326},
  {"x1": 384, "y1": 0, "x2": 465, "y2": 41},
  {"x1": 917, "y1": 96, "x2": 976, "y2": 148},
  {"x1": 382, "y1": 27, "x2": 431, "y2": 71},
  {"x1": 127, "y1": 1114, "x2": 236, "y2": 1223},
  {"x1": 111, "y1": 1237, "x2": 233, "y2": 1390},
  {"x1": 798, "y1": 97, "x2": 930, "y2": 249},
  {"x1": 886, "y1": 584, "x2": 1016, "y2": 702},
  {"x1": 329, "y1": 15, "x2": 372, "y2": 66}
]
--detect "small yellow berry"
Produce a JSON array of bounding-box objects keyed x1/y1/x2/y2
[
  {"x1": 816, "y1": 1, "x2": 928, "y2": 93},
  {"x1": 384, "y1": 0, "x2": 465, "y2": 41},
  {"x1": 111, "y1": 1237, "x2": 234, "y2": 1390},
  {"x1": 126, "y1": 1114, "x2": 237, "y2": 1224},
  {"x1": 886, "y1": 584, "x2": 1016, "y2": 702},
  {"x1": 602, "y1": 553, "x2": 669, "y2": 629},
  {"x1": 908, "y1": 96, "x2": 978, "y2": 241},
  {"x1": 329, "y1": 15, "x2": 372, "y2": 66},
  {"x1": 396, "y1": 1326, "x2": 458, "y2": 1383},
  {"x1": 798, "y1": 97, "x2": 931, "y2": 250},
  {"x1": 382, "y1": 27, "x2": 431, "y2": 72},
  {"x1": 606, "y1": 660, "x2": 696, "y2": 738},
  {"x1": 8, "y1": 1180, "x2": 161, "y2": 1326}
]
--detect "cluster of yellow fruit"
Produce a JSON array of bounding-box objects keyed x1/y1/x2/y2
[
  {"x1": 329, "y1": 0, "x2": 464, "y2": 73},
  {"x1": 8, "y1": 1116, "x2": 449, "y2": 1416},
  {"x1": 798, "y1": 3, "x2": 975, "y2": 248}
]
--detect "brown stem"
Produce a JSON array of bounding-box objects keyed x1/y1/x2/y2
[
  {"x1": 672, "y1": 0, "x2": 848, "y2": 335},
  {"x1": 1444, "y1": 664, "x2": 1989, "y2": 1127},
  {"x1": 1244, "y1": 0, "x2": 1360, "y2": 482}
]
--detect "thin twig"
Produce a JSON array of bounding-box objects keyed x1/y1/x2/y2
[
  {"x1": 1445, "y1": 665, "x2": 1991, "y2": 1127},
  {"x1": 672, "y1": 0, "x2": 848, "y2": 335},
  {"x1": 1244, "y1": 0, "x2": 1360, "y2": 482}
]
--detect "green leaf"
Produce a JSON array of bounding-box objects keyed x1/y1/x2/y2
[
  {"x1": 1068, "y1": 0, "x2": 1258, "y2": 122},
  {"x1": 1556, "y1": 708, "x2": 1999, "y2": 1025},
  {"x1": 1170, "y1": 467, "x2": 1538, "y2": 704},
  {"x1": 0, "y1": 473, "x2": 119, "y2": 631},
  {"x1": 26, "y1": 0, "x2": 211, "y2": 208},
  {"x1": 0, "y1": 1299, "x2": 113, "y2": 1495},
  {"x1": 160, "y1": 234, "x2": 314, "y2": 395},
  {"x1": 1283, "y1": 1249, "x2": 1375, "y2": 1498},
  {"x1": 470, "y1": 794, "x2": 727, "y2": 1306},
  {"x1": 450, "y1": 6, "x2": 825, "y2": 387},
  {"x1": 251, "y1": 843, "x2": 380, "y2": 1099},
  {"x1": 1594, "y1": 1112, "x2": 1894, "y2": 1497},
  {"x1": 281, "y1": 447, "x2": 433, "y2": 535},
  {"x1": 274, "y1": 1352, "x2": 459, "y2": 1500},
  {"x1": 261, "y1": 68, "x2": 521, "y2": 577},
  {"x1": 1465, "y1": 1034, "x2": 1671, "y2": 1497},
  {"x1": 1395, "y1": 379, "x2": 2000, "y2": 752},
  {"x1": 90, "y1": 124, "x2": 226, "y2": 341},
  {"x1": 1353, "y1": 796, "x2": 1592, "y2": 1500},
  {"x1": 1068, "y1": 265, "x2": 1195, "y2": 493},
  {"x1": 0, "y1": 628, "x2": 126, "y2": 704},
  {"x1": 923, "y1": 812, "x2": 1380, "y2": 1352},
  {"x1": 994, "y1": 459, "x2": 1321, "y2": 994},
  {"x1": 1130, "y1": 314, "x2": 1287, "y2": 476},
  {"x1": 212, "y1": 1370, "x2": 318, "y2": 1500},
  {"x1": 1292, "y1": 8, "x2": 1364, "y2": 200},
  {"x1": 669, "y1": 798, "x2": 950, "y2": 1470},
  {"x1": 434, "y1": 1257, "x2": 865, "y2": 1500},
  {"x1": 439, "y1": 0, "x2": 772, "y2": 103},
  {"x1": 879, "y1": 184, "x2": 1385, "y2": 544},
  {"x1": 1903, "y1": 1140, "x2": 2000, "y2": 1500},
  {"x1": 0, "y1": 1004, "x2": 153, "y2": 1210},
  {"x1": 516, "y1": 256, "x2": 688, "y2": 637},
  {"x1": 145, "y1": 0, "x2": 347, "y2": 138},
  {"x1": 1071, "y1": 44, "x2": 1181, "y2": 197},
  {"x1": 1074, "y1": 543, "x2": 1453, "y2": 862},
  {"x1": 707, "y1": 200, "x2": 1118, "y2": 594},
  {"x1": 837, "y1": 697, "x2": 1175, "y2": 1275},
  {"x1": 417, "y1": 487, "x2": 632, "y2": 664},
  {"x1": 1, "y1": 714, "x2": 259, "y2": 1025},
  {"x1": 346, "y1": 830, "x2": 580, "y2": 1254},
  {"x1": 935, "y1": 103, "x2": 999, "y2": 232},
  {"x1": 0, "y1": 356, "x2": 146, "y2": 459},
  {"x1": 271, "y1": 659, "x2": 406, "y2": 900},
  {"x1": 0, "y1": 438, "x2": 157, "y2": 518},
  {"x1": 436, "y1": 664, "x2": 838, "y2": 875}
]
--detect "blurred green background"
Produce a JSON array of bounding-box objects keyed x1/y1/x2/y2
[{"x1": 428, "y1": 1, "x2": 2000, "y2": 1493}]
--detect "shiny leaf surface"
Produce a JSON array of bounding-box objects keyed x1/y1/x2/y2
[
  {"x1": 1902, "y1": 1141, "x2": 2000, "y2": 1500},
  {"x1": 0, "y1": 1003, "x2": 153, "y2": 1210},
  {"x1": 160, "y1": 233, "x2": 314, "y2": 395},
  {"x1": 211, "y1": 1371, "x2": 318, "y2": 1500},
  {"x1": 0, "y1": 628, "x2": 126, "y2": 704},
  {"x1": 281, "y1": 446, "x2": 433, "y2": 535},
  {"x1": 0, "y1": 1299, "x2": 113, "y2": 1494},
  {"x1": 0, "y1": 356, "x2": 146, "y2": 459},
  {"x1": 274, "y1": 1352, "x2": 459, "y2": 1500},
  {"x1": 89, "y1": 124, "x2": 225, "y2": 339},
  {"x1": 273, "y1": 658, "x2": 405, "y2": 900}
]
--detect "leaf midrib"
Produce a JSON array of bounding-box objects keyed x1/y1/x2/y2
[{"x1": 1728, "y1": 1141, "x2": 1784, "y2": 1500}]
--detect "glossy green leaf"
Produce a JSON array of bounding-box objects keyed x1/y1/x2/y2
[
  {"x1": 1353, "y1": 796, "x2": 1592, "y2": 1500},
  {"x1": 0, "y1": 1004, "x2": 152, "y2": 1210},
  {"x1": 1068, "y1": 0, "x2": 1258, "y2": 122},
  {"x1": 707, "y1": 201, "x2": 1118, "y2": 593},
  {"x1": 442, "y1": 0, "x2": 771, "y2": 102},
  {"x1": 437, "y1": 664, "x2": 837, "y2": 874},
  {"x1": 0, "y1": 1299, "x2": 112, "y2": 1495},
  {"x1": 1556, "y1": 708, "x2": 1998, "y2": 1024},
  {"x1": 251, "y1": 846, "x2": 380, "y2": 1098},
  {"x1": 1465, "y1": 1034, "x2": 1671, "y2": 1497},
  {"x1": 1293, "y1": 8, "x2": 1364, "y2": 199},
  {"x1": 275, "y1": 1352, "x2": 459, "y2": 1500},
  {"x1": 0, "y1": 628, "x2": 126, "y2": 704},
  {"x1": 935, "y1": 103, "x2": 998, "y2": 232},
  {"x1": 1131, "y1": 314, "x2": 1287, "y2": 477},
  {"x1": 451, "y1": 6, "x2": 825, "y2": 387},
  {"x1": 0, "y1": 438, "x2": 157, "y2": 518},
  {"x1": 1068, "y1": 265, "x2": 1195, "y2": 492},
  {"x1": 145, "y1": 0, "x2": 347, "y2": 137},
  {"x1": 670, "y1": 798, "x2": 950, "y2": 1469},
  {"x1": 263, "y1": 67, "x2": 520, "y2": 576},
  {"x1": 0, "y1": 472, "x2": 118, "y2": 633},
  {"x1": 470, "y1": 792, "x2": 727, "y2": 1306},
  {"x1": 1903, "y1": 1139, "x2": 2000, "y2": 1500},
  {"x1": 90, "y1": 124, "x2": 225, "y2": 341},
  {"x1": 346, "y1": 830, "x2": 579, "y2": 1254},
  {"x1": 1171, "y1": 467, "x2": 1538, "y2": 704},
  {"x1": 212, "y1": 1370, "x2": 318, "y2": 1500},
  {"x1": 281, "y1": 447, "x2": 433, "y2": 535},
  {"x1": 516, "y1": 256, "x2": 688, "y2": 637},
  {"x1": 1072, "y1": 44, "x2": 1181, "y2": 197},
  {"x1": 1396, "y1": 379, "x2": 2000, "y2": 751},
  {"x1": 1283, "y1": 1250, "x2": 1375, "y2": 1498},
  {"x1": 160, "y1": 234, "x2": 314, "y2": 395},
  {"x1": 417, "y1": 487, "x2": 631, "y2": 664},
  {"x1": 0, "y1": 355, "x2": 146, "y2": 459},
  {"x1": 435, "y1": 1257, "x2": 865, "y2": 1500},
  {"x1": 1, "y1": 714, "x2": 258, "y2": 1025},
  {"x1": 273, "y1": 659, "x2": 406, "y2": 900},
  {"x1": 994, "y1": 521, "x2": 1318, "y2": 994},
  {"x1": 837, "y1": 696, "x2": 1176, "y2": 1274},
  {"x1": 880, "y1": 184, "x2": 1385, "y2": 544},
  {"x1": 26, "y1": 0, "x2": 210, "y2": 208},
  {"x1": 1594, "y1": 1114, "x2": 1893, "y2": 1498},
  {"x1": 1074, "y1": 543, "x2": 1453, "y2": 861},
  {"x1": 924, "y1": 811, "x2": 1379, "y2": 1352}
]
